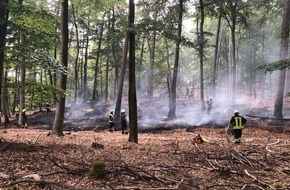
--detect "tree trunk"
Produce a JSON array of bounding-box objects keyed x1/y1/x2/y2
[
  {"x1": 18, "y1": 0, "x2": 26, "y2": 126},
  {"x1": 128, "y1": 0, "x2": 138, "y2": 143},
  {"x1": 71, "y1": 2, "x2": 80, "y2": 104},
  {"x1": 230, "y1": 2, "x2": 237, "y2": 101},
  {"x1": 137, "y1": 35, "x2": 145, "y2": 95},
  {"x1": 52, "y1": 0, "x2": 69, "y2": 136},
  {"x1": 83, "y1": 24, "x2": 89, "y2": 103},
  {"x1": 0, "y1": 0, "x2": 9, "y2": 124},
  {"x1": 111, "y1": 8, "x2": 119, "y2": 98},
  {"x1": 165, "y1": 38, "x2": 172, "y2": 109},
  {"x1": 105, "y1": 16, "x2": 111, "y2": 101},
  {"x1": 168, "y1": 0, "x2": 183, "y2": 118},
  {"x1": 2, "y1": 68, "x2": 9, "y2": 124},
  {"x1": 12, "y1": 69, "x2": 19, "y2": 115},
  {"x1": 212, "y1": 11, "x2": 222, "y2": 97},
  {"x1": 115, "y1": 35, "x2": 129, "y2": 119},
  {"x1": 273, "y1": 0, "x2": 290, "y2": 118},
  {"x1": 259, "y1": 32, "x2": 266, "y2": 99},
  {"x1": 198, "y1": 0, "x2": 205, "y2": 110},
  {"x1": 92, "y1": 21, "x2": 104, "y2": 101},
  {"x1": 148, "y1": 3, "x2": 159, "y2": 98}
]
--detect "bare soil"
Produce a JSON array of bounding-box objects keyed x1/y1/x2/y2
[{"x1": 0, "y1": 102, "x2": 290, "y2": 190}]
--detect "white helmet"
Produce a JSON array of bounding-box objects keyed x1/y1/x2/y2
[
  {"x1": 234, "y1": 110, "x2": 239, "y2": 114},
  {"x1": 121, "y1": 109, "x2": 125, "y2": 113},
  {"x1": 22, "y1": 109, "x2": 26, "y2": 112}
]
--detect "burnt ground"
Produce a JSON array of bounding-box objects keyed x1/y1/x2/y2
[{"x1": 0, "y1": 99, "x2": 290, "y2": 190}]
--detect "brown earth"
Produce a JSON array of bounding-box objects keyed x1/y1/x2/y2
[{"x1": 0, "y1": 101, "x2": 290, "y2": 190}]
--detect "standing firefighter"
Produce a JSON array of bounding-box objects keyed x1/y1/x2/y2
[
  {"x1": 120, "y1": 109, "x2": 128, "y2": 134},
  {"x1": 45, "y1": 102, "x2": 51, "y2": 114},
  {"x1": 15, "y1": 106, "x2": 20, "y2": 119},
  {"x1": 230, "y1": 110, "x2": 247, "y2": 143},
  {"x1": 22, "y1": 109, "x2": 28, "y2": 128},
  {"x1": 109, "y1": 110, "x2": 116, "y2": 132},
  {"x1": 206, "y1": 98, "x2": 213, "y2": 114}
]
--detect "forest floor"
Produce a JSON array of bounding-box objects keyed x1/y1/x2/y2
[{"x1": 0, "y1": 99, "x2": 290, "y2": 190}]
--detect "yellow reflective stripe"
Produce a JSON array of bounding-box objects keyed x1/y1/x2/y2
[{"x1": 233, "y1": 117, "x2": 243, "y2": 129}]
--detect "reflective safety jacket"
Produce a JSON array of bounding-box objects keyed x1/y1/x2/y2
[
  {"x1": 230, "y1": 115, "x2": 247, "y2": 129},
  {"x1": 15, "y1": 107, "x2": 20, "y2": 114},
  {"x1": 109, "y1": 113, "x2": 114, "y2": 123}
]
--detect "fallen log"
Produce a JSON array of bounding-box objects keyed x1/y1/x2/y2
[{"x1": 246, "y1": 114, "x2": 290, "y2": 121}]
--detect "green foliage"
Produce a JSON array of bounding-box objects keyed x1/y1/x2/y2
[
  {"x1": 88, "y1": 160, "x2": 106, "y2": 179},
  {"x1": 256, "y1": 59, "x2": 290, "y2": 73}
]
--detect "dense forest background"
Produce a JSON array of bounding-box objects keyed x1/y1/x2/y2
[{"x1": 0, "y1": 0, "x2": 290, "y2": 137}]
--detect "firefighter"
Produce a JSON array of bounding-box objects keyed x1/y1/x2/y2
[
  {"x1": 120, "y1": 109, "x2": 128, "y2": 134},
  {"x1": 230, "y1": 110, "x2": 247, "y2": 143},
  {"x1": 206, "y1": 98, "x2": 213, "y2": 114},
  {"x1": 109, "y1": 110, "x2": 116, "y2": 132},
  {"x1": 22, "y1": 109, "x2": 28, "y2": 128},
  {"x1": 15, "y1": 106, "x2": 20, "y2": 119},
  {"x1": 45, "y1": 102, "x2": 51, "y2": 114}
]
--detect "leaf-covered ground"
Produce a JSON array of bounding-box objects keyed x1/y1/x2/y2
[{"x1": 0, "y1": 113, "x2": 290, "y2": 190}]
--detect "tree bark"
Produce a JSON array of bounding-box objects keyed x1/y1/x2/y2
[
  {"x1": 105, "y1": 15, "x2": 111, "y2": 101},
  {"x1": 18, "y1": 0, "x2": 25, "y2": 126},
  {"x1": 0, "y1": 0, "x2": 9, "y2": 124},
  {"x1": 148, "y1": 3, "x2": 159, "y2": 98},
  {"x1": 273, "y1": 0, "x2": 290, "y2": 118},
  {"x1": 198, "y1": 0, "x2": 205, "y2": 110},
  {"x1": 230, "y1": 2, "x2": 237, "y2": 101},
  {"x1": 168, "y1": 0, "x2": 183, "y2": 118},
  {"x1": 128, "y1": 0, "x2": 138, "y2": 143},
  {"x1": 92, "y1": 20, "x2": 104, "y2": 101},
  {"x1": 83, "y1": 22, "x2": 90, "y2": 103},
  {"x1": 52, "y1": 0, "x2": 69, "y2": 136},
  {"x1": 212, "y1": 11, "x2": 222, "y2": 97},
  {"x1": 2, "y1": 68, "x2": 9, "y2": 124},
  {"x1": 71, "y1": 2, "x2": 80, "y2": 104},
  {"x1": 115, "y1": 35, "x2": 129, "y2": 119},
  {"x1": 137, "y1": 35, "x2": 145, "y2": 95}
]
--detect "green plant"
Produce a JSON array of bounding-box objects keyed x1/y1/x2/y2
[{"x1": 88, "y1": 160, "x2": 106, "y2": 179}]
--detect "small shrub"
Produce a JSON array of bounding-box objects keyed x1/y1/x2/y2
[{"x1": 88, "y1": 160, "x2": 106, "y2": 179}]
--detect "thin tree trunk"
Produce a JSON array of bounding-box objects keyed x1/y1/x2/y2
[
  {"x1": 2, "y1": 68, "x2": 9, "y2": 124},
  {"x1": 165, "y1": 38, "x2": 172, "y2": 109},
  {"x1": 105, "y1": 16, "x2": 111, "y2": 101},
  {"x1": 115, "y1": 35, "x2": 129, "y2": 119},
  {"x1": 168, "y1": 0, "x2": 183, "y2": 118},
  {"x1": 92, "y1": 20, "x2": 104, "y2": 101},
  {"x1": 71, "y1": 2, "x2": 80, "y2": 104},
  {"x1": 83, "y1": 25, "x2": 89, "y2": 102},
  {"x1": 259, "y1": 32, "x2": 265, "y2": 99},
  {"x1": 12, "y1": 69, "x2": 19, "y2": 115},
  {"x1": 18, "y1": 0, "x2": 25, "y2": 126},
  {"x1": 52, "y1": 0, "x2": 69, "y2": 136},
  {"x1": 198, "y1": 0, "x2": 205, "y2": 110},
  {"x1": 212, "y1": 12, "x2": 222, "y2": 97},
  {"x1": 137, "y1": 35, "x2": 145, "y2": 94},
  {"x1": 148, "y1": 3, "x2": 159, "y2": 98},
  {"x1": 128, "y1": 0, "x2": 138, "y2": 143},
  {"x1": 111, "y1": 8, "x2": 119, "y2": 98},
  {"x1": 230, "y1": 3, "x2": 237, "y2": 101}
]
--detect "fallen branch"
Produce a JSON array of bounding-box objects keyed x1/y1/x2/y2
[
  {"x1": 242, "y1": 184, "x2": 265, "y2": 190},
  {"x1": 9, "y1": 174, "x2": 42, "y2": 185},
  {"x1": 117, "y1": 178, "x2": 184, "y2": 190},
  {"x1": 33, "y1": 131, "x2": 44, "y2": 145},
  {"x1": 0, "y1": 141, "x2": 12, "y2": 151},
  {"x1": 244, "y1": 170, "x2": 275, "y2": 190}
]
